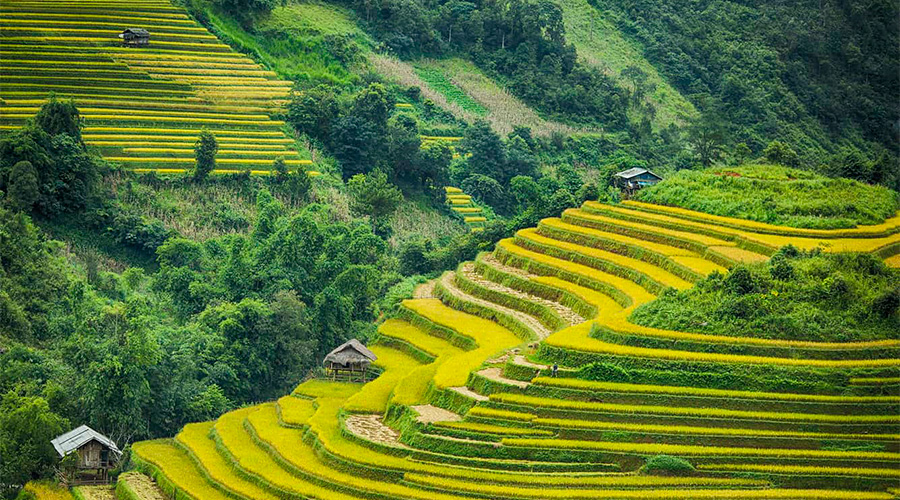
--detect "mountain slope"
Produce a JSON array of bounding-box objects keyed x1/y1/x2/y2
[{"x1": 0, "y1": 0, "x2": 310, "y2": 172}]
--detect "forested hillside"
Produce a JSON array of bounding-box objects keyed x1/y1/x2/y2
[
  {"x1": 1, "y1": 0, "x2": 899, "y2": 498},
  {"x1": 595, "y1": 0, "x2": 900, "y2": 171}
]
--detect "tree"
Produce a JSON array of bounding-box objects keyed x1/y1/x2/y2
[
  {"x1": 346, "y1": 170, "x2": 403, "y2": 227},
  {"x1": 287, "y1": 85, "x2": 340, "y2": 142},
  {"x1": 34, "y1": 93, "x2": 82, "y2": 141},
  {"x1": 764, "y1": 141, "x2": 800, "y2": 168},
  {"x1": 460, "y1": 120, "x2": 508, "y2": 182},
  {"x1": 193, "y1": 130, "x2": 218, "y2": 182},
  {"x1": 6, "y1": 161, "x2": 39, "y2": 212},
  {"x1": 461, "y1": 174, "x2": 506, "y2": 210},
  {"x1": 733, "y1": 143, "x2": 752, "y2": 165},
  {"x1": 0, "y1": 393, "x2": 68, "y2": 497},
  {"x1": 273, "y1": 157, "x2": 288, "y2": 182},
  {"x1": 688, "y1": 113, "x2": 726, "y2": 168}
]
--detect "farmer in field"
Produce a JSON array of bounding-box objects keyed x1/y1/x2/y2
[{"x1": 552, "y1": 363, "x2": 558, "y2": 377}]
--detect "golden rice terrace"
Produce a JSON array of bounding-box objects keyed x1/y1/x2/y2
[
  {"x1": 131, "y1": 199, "x2": 900, "y2": 499},
  {"x1": 0, "y1": 0, "x2": 311, "y2": 172}
]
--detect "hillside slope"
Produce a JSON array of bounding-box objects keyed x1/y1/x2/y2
[
  {"x1": 133, "y1": 200, "x2": 900, "y2": 498},
  {"x1": 556, "y1": 0, "x2": 695, "y2": 129},
  {"x1": 0, "y1": 0, "x2": 310, "y2": 172}
]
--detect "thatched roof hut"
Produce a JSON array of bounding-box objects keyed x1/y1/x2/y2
[{"x1": 323, "y1": 339, "x2": 377, "y2": 381}]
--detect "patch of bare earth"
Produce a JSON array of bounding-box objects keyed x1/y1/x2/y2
[
  {"x1": 75, "y1": 486, "x2": 114, "y2": 500},
  {"x1": 344, "y1": 414, "x2": 409, "y2": 448},
  {"x1": 413, "y1": 280, "x2": 436, "y2": 299},
  {"x1": 449, "y1": 386, "x2": 489, "y2": 402},
  {"x1": 412, "y1": 404, "x2": 462, "y2": 423},
  {"x1": 477, "y1": 367, "x2": 530, "y2": 388},
  {"x1": 118, "y1": 471, "x2": 166, "y2": 500}
]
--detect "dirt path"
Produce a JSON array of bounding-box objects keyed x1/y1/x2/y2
[
  {"x1": 412, "y1": 404, "x2": 462, "y2": 423},
  {"x1": 344, "y1": 414, "x2": 410, "y2": 448},
  {"x1": 413, "y1": 279, "x2": 436, "y2": 298},
  {"x1": 514, "y1": 355, "x2": 547, "y2": 370},
  {"x1": 477, "y1": 367, "x2": 530, "y2": 388},
  {"x1": 449, "y1": 386, "x2": 489, "y2": 402},
  {"x1": 440, "y1": 271, "x2": 552, "y2": 339},
  {"x1": 461, "y1": 262, "x2": 585, "y2": 326},
  {"x1": 118, "y1": 472, "x2": 167, "y2": 500},
  {"x1": 74, "y1": 486, "x2": 115, "y2": 500}
]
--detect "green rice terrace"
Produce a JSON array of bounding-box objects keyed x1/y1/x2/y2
[
  {"x1": 0, "y1": 0, "x2": 310, "y2": 173},
  {"x1": 126, "y1": 200, "x2": 900, "y2": 499}
]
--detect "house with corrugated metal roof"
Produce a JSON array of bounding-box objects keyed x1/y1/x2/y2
[
  {"x1": 51, "y1": 425, "x2": 121, "y2": 484},
  {"x1": 613, "y1": 167, "x2": 663, "y2": 194}
]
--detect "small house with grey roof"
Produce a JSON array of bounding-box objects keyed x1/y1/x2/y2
[
  {"x1": 51, "y1": 425, "x2": 121, "y2": 484},
  {"x1": 613, "y1": 167, "x2": 663, "y2": 194}
]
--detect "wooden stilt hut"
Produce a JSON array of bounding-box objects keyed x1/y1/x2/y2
[
  {"x1": 51, "y1": 425, "x2": 121, "y2": 485},
  {"x1": 324, "y1": 339, "x2": 377, "y2": 382}
]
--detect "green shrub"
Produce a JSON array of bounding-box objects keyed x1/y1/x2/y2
[{"x1": 640, "y1": 455, "x2": 695, "y2": 476}]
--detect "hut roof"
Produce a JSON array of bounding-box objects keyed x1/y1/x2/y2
[
  {"x1": 614, "y1": 167, "x2": 662, "y2": 180},
  {"x1": 122, "y1": 28, "x2": 150, "y2": 36},
  {"x1": 51, "y1": 425, "x2": 121, "y2": 458},
  {"x1": 324, "y1": 339, "x2": 377, "y2": 366}
]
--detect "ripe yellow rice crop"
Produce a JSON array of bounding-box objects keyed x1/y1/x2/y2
[
  {"x1": 850, "y1": 377, "x2": 900, "y2": 385},
  {"x1": 402, "y1": 475, "x2": 783, "y2": 499},
  {"x1": 108, "y1": 158, "x2": 312, "y2": 165},
  {"x1": 421, "y1": 136, "x2": 463, "y2": 141},
  {"x1": 21, "y1": 482, "x2": 74, "y2": 500},
  {"x1": 121, "y1": 148, "x2": 297, "y2": 156},
  {"x1": 531, "y1": 377, "x2": 900, "y2": 403},
  {"x1": 449, "y1": 198, "x2": 471, "y2": 205},
  {"x1": 496, "y1": 238, "x2": 656, "y2": 306},
  {"x1": 565, "y1": 208, "x2": 736, "y2": 248},
  {"x1": 622, "y1": 200, "x2": 900, "y2": 238},
  {"x1": 247, "y1": 404, "x2": 470, "y2": 500},
  {"x1": 84, "y1": 134, "x2": 291, "y2": 143},
  {"x1": 343, "y1": 345, "x2": 423, "y2": 413},
  {"x1": 467, "y1": 406, "x2": 536, "y2": 422},
  {"x1": 402, "y1": 299, "x2": 520, "y2": 388},
  {"x1": 445, "y1": 186, "x2": 463, "y2": 193},
  {"x1": 517, "y1": 228, "x2": 693, "y2": 290},
  {"x1": 451, "y1": 207, "x2": 481, "y2": 213},
  {"x1": 533, "y1": 417, "x2": 900, "y2": 441},
  {"x1": 464, "y1": 216, "x2": 487, "y2": 223},
  {"x1": 395, "y1": 103, "x2": 414, "y2": 108},
  {"x1": 213, "y1": 406, "x2": 364, "y2": 500},
  {"x1": 175, "y1": 422, "x2": 280, "y2": 500},
  {"x1": 131, "y1": 440, "x2": 232, "y2": 500},
  {"x1": 276, "y1": 395, "x2": 316, "y2": 427},
  {"x1": 379, "y1": 318, "x2": 459, "y2": 358},
  {"x1": 490, "y1": 393, "x2": 900, "y2": 424},
  {"x1": 503, "y1": 436, "x2": 900, "y2": 461},
  {"x1": 603, "y1": 310, "x2": 900, "y2": 351},
  {"x1": 84, "y1": 127, "x2": 284, "y2": 136},
  {"x1": 432, "y1": 421, "x2": 553, "y2": 436},
  {"x1": 593, "y1": 202, "x2": 900, "y2": 253},
  {"x1": 696, "y1": 463, "x2": 900, "y2": 478}
]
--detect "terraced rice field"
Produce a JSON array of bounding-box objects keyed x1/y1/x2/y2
[
  {"x1": 130, "y1": 200, "x2": 900, "y2": 499},
  {"x1": 445, "y1": 186, "x2": 487, "y2": 232},
  {"x1": 0, "y1": 0, "x2": 312, "y2": 172}
]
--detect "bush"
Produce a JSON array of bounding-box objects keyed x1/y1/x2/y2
[{"x1": 640, "y1": 455, "x2": 695, "y2": 476}]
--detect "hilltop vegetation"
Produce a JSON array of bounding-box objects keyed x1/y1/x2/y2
[
  {"x1": 631, "y1": 248, "x2": 900, "y2": 343},
  {"x1": 635, "y1": 165, "x2": 900, "y2": 229},
  {"x1": 596, "y1": 0, "x2": 900, "y2": 168}
]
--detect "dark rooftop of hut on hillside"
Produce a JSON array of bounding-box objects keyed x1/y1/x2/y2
[{"x1": 324, "y1": 339, "x2": 377, "y2": 367}]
